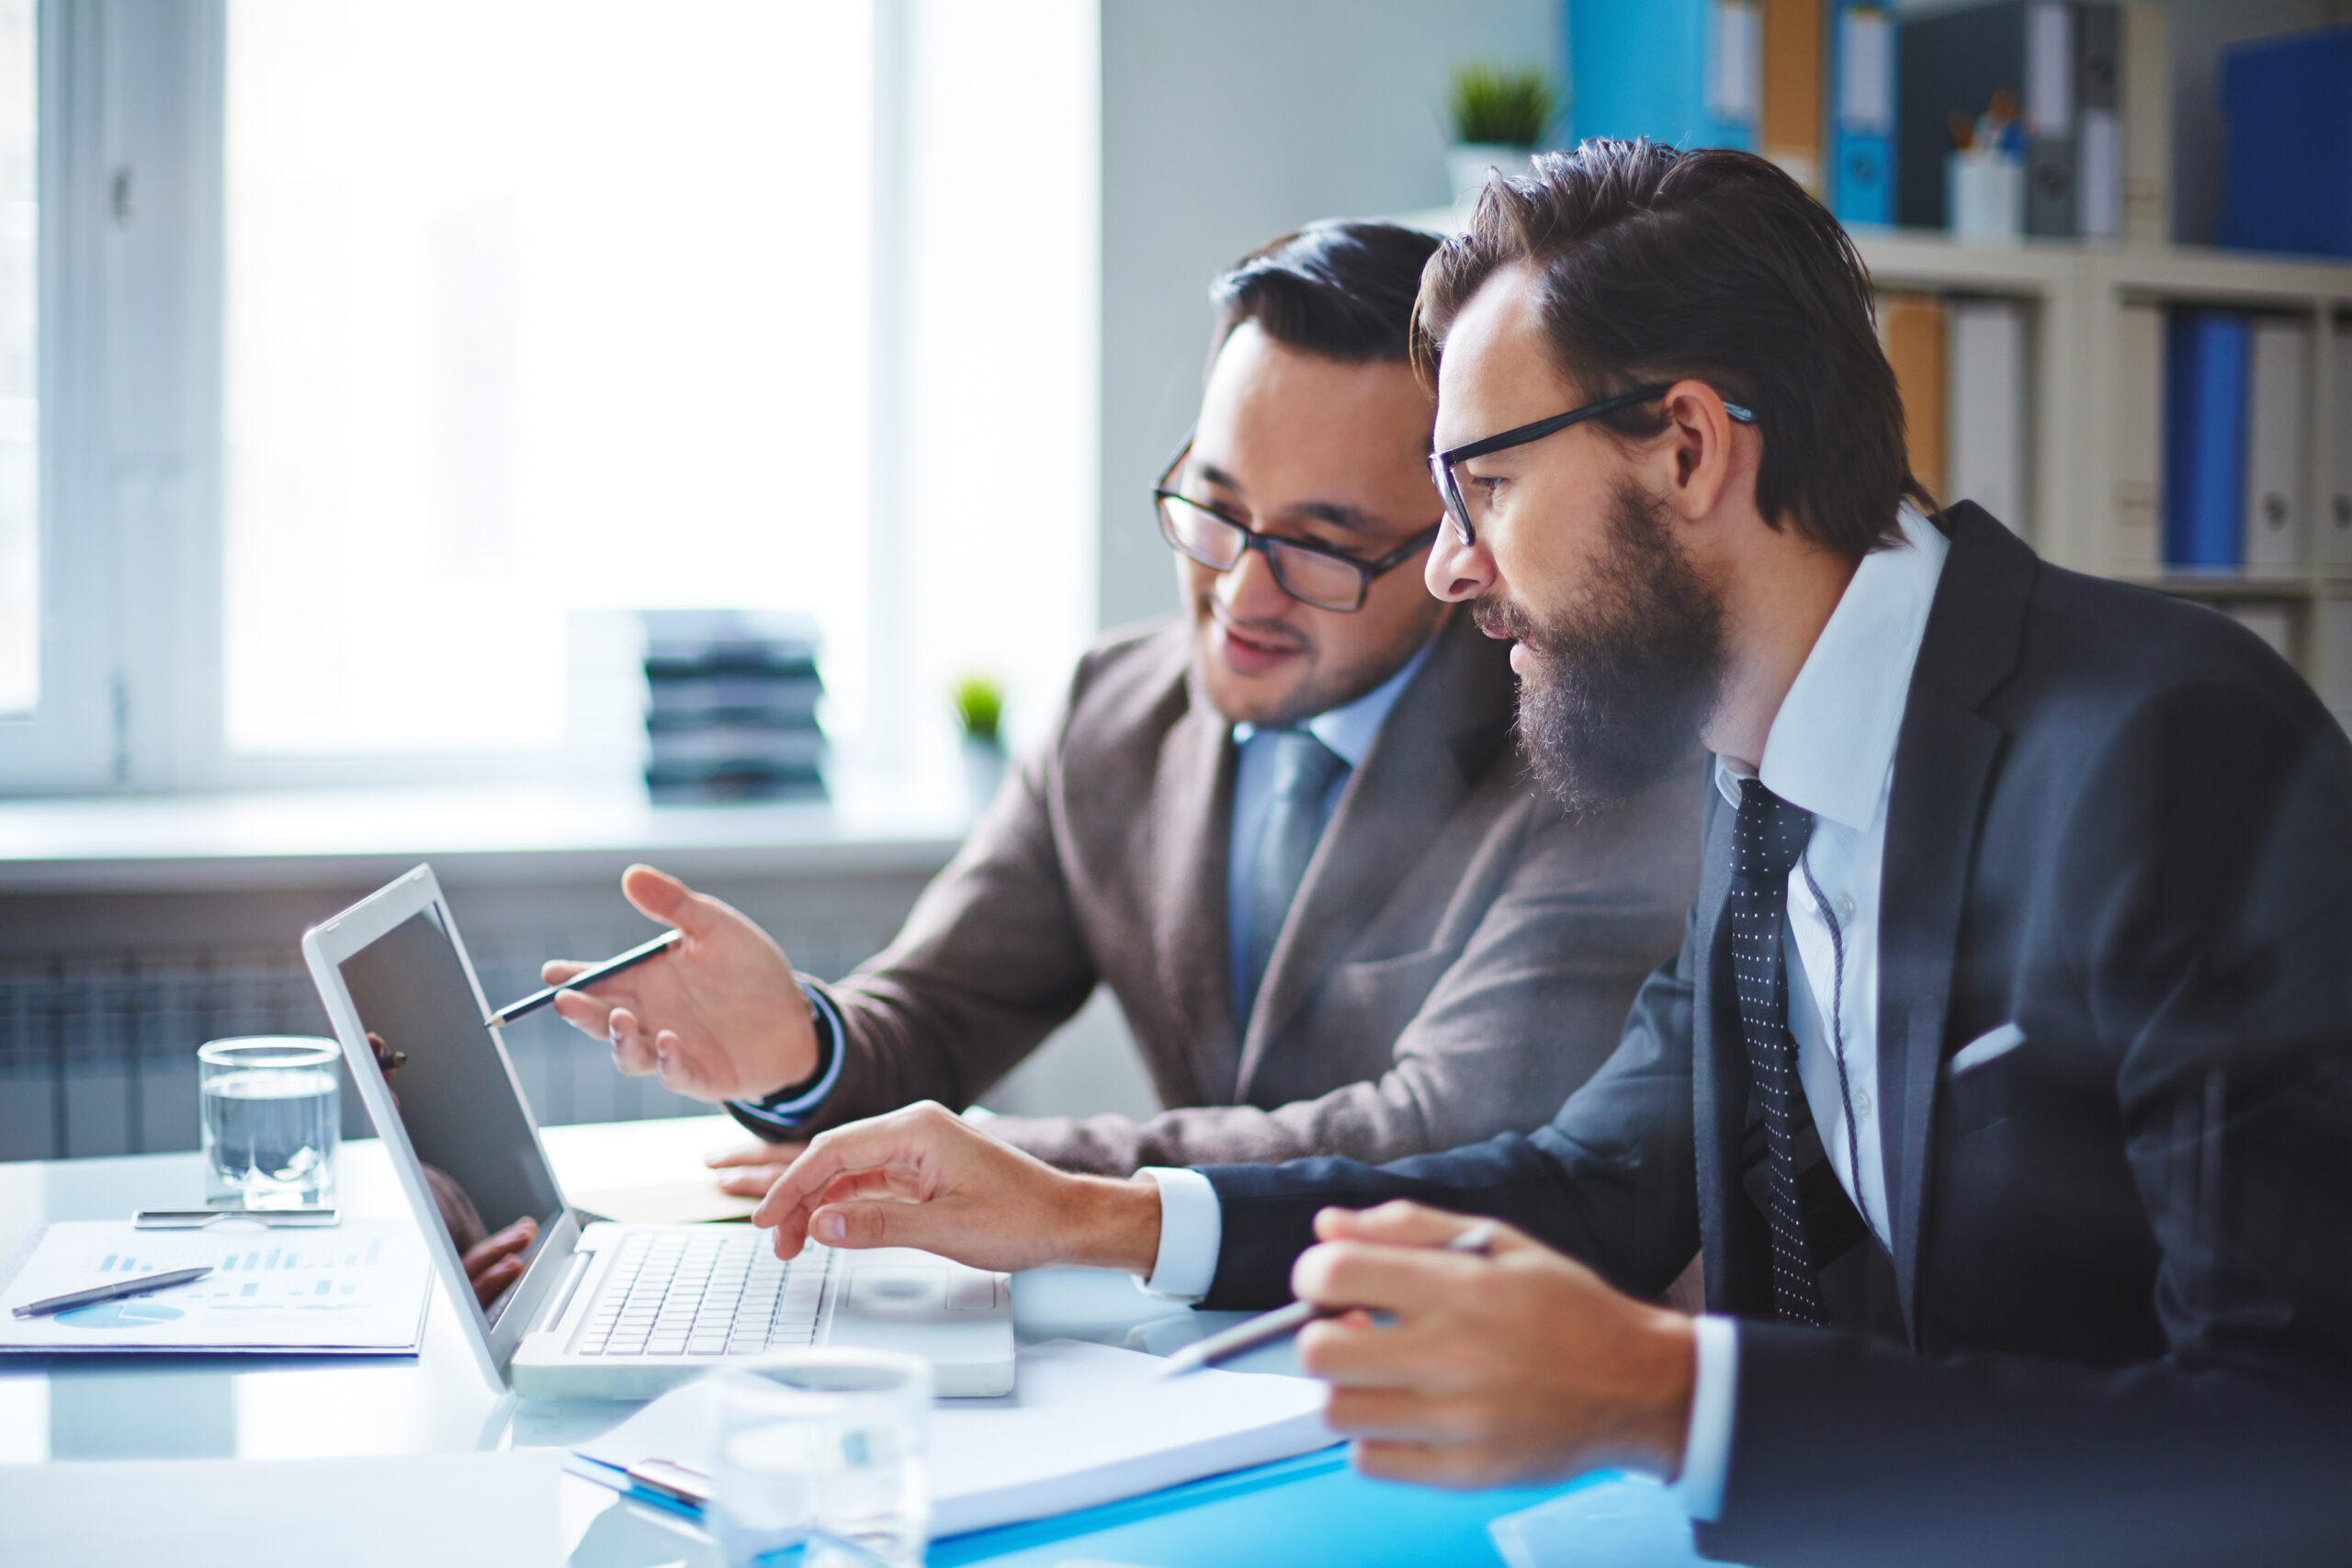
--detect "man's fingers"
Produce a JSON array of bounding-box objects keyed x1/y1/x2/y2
[
  {"x1": 460, "y1": 1218, "x2": 537, "y2": 1276},
  {"x1": 1296, "y1": 1312, "x2": 1457, "y2": 1389},
  {"x1": 750, "y1": 1122, "x2": 910, "y2": 1235},
  {"x1": 808, "y1": 1198, "x2": 964, "y2": 1253},
  {"x1": 706, "y1": 1140, "x2": 794, "y2": 1169},
  {"x1": 652, "y1": 1031, "x2": 725, "y2": 1101},
  {"x1": 1292, "y1": 1237, "x2": 1488, "y2": 1318},
  {"x1": 1313, "y1": 1201, "x2": 1505, "y2": 1250},
  {"x1": 540, "y1": 959, "x2": 591, "y2": 987},
  {"x1": 549, "y1": 988, "x2": 613, "y2": 1036},
  {"x1": 717, "y1": 1168, "x2": 779, "y2": 1199},
  {"x1": 1323, "y1": 1386, "x2": 1487, "y2": 1445},
  {"x1": 470, "y1": 1256, "x2": 526, "y2": 1307},
  {"x1": 1349, "y1": 1438, "x2": 1500, "y2": 1491},
  {"x1": 607, "y1": 1010, "x2": 660, "y2": 1076}
]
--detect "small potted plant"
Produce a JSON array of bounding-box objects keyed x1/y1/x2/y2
[
  {"x1": 953, "y1": 672, "x2": 1008, "y2": 810},
  {"x1": 1446, "y1": 62, "x2": 1557, "y2": 205}
]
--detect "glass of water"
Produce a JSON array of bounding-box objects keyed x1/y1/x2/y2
[
  {"x1": 198, "y1": 1037, "x2": 341, "y2": 1209},
  {"x1": 711, "y1": 1348, "x2": 932, "y2": 1568}
]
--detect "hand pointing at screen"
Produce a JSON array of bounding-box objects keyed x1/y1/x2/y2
[{"x1": 539, "y1": 864, "x2": 821, "y2": 1103}]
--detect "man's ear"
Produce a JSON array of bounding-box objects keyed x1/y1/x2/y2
[{"x1": 1652, "y1": 379, "x2": 1747, "y2": 523}]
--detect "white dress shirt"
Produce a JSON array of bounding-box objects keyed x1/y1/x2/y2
[{"x1": 1140, "y1": 503, "x2": 1951, "y2": 1519}]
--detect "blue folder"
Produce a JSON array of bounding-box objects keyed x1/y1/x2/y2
[
  {"x1": 573, "y1": 1446, "x2": 1683, "y2": 1567},
  {"x1": 1566, "y1": 0, "x2": 1757, "y2": 152},
  {"x1": 1829, "y1": 2, "x2": 1895, "y2": 226},
  {"x1": 2217, "y1": 28, "x2": 2352, "y2": 260},
  {"x1": 2162, "y1": 310, "x2": 2249, "y2": 570}
]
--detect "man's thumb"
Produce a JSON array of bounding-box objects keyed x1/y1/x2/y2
[{"x1": 620, "y1": 863, "x2": 704, "y2": 933}]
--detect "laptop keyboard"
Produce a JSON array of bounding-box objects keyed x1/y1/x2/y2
[{"x1": 573, "y1": 1232, "x2": 832, "y2": 1359}]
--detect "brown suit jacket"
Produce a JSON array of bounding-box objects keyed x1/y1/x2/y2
[{"x1": 790, "y1": 610, "x2": 1702, "y2": 1173}]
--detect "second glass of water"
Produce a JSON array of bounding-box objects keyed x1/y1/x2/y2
[
  {"x1": 712, "y1": 1348, "x2": 933, "y2": 1568},
  {"x1": 198, "y1": 1036, "x2": 341, "y2": 1209}
]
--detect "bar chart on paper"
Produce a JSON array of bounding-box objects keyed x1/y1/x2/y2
[{"x1": 0, "y1": 1219, "x2": 432, "y2": 1353}]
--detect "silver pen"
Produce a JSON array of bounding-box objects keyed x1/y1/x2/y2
[
  {"x1": 1157, "y1": 1221, "x2": 1498, "y2": 1379},
  {"x1": 15, "y1": 1265, "x2": 212, "y2": 1319}
]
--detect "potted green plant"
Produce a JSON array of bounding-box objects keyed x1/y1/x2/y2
[
  {"x1": 1446, "y1": 62, "x2": 1558, "y2": 205},
  {"x1": 953, "y1": 672, "x2": 1008, "y2": 810}
]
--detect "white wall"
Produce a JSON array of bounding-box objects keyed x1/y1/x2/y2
[{"x1": 1093, "y1": 0, "x2": 1560, "y2": 634}]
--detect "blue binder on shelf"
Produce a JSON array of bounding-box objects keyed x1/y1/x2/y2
[
  {"x1": 1566, "y1": 0, "x2": 1758, "y2": 152},
  {"x1": 2162, "y1": 310, "x2": 2250, "y2": 570},
  {"x1": 1829, "y1": 1, "x2": 1895, "y2": 225},
  {"x1": 2216, "y1": 27, "x2": 2352, "y2": 260}
]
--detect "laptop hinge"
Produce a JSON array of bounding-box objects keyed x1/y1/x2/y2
[{"x1": 539, "y1": 1248, "x2": 593, "y2": 1333}]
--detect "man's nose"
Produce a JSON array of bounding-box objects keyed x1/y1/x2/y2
[
  {"x1": 1216, "y1": 546, "x2": 1293, "y2": 618},
  {"x1": 1424, "y1": 525, "x2": 1492, "y2": 604}
]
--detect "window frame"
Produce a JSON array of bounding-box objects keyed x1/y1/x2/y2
[{"x1": 1, "y1": 0, "x2": 927, "y2": 795}]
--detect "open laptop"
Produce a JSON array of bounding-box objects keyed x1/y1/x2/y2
[{"x1": 300, "y1": 864, "x2": 1014, "y2": 1400}]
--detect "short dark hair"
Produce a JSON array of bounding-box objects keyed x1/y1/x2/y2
[
  {"x1": 1414, "y1": 140, "x2": 1927, "y2": 559},
  {"x1": 1211, "y1": 220, "x2": 1443, "y2": 366}
]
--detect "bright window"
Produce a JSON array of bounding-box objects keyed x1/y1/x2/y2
[
  {"x1": 222, "y1": 1, "x2": 872, "y2": 756},
  {"x1": 0, "y1": 0, "x2": 34, "y2": 718}
]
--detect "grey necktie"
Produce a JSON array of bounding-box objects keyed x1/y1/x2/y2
[{"x1": 1236, "y1": 729, "x2": 1349, "y2": 1032}]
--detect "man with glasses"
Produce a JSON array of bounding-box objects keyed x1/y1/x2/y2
[{"x1": 540, "y1": 220, "x2": 1702, "y2": 1186}]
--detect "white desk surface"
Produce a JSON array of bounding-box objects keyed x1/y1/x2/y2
[{"x1": 0, "y1": 1116, "x2": 1278, "y2": 1565}]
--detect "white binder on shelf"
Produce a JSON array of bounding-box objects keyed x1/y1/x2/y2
[
  {"x1": 2328, "y1": 325, "x2": 2352, "y2": 571},
  {"x1": 2242, "y1": 317, "x2": 2310, "y2": 574},
  {"x1": 1947, "y1": 298, "x2": 2029, "y2": 535},
  {"x1": 2110, "y1": 301, "x2": 2163, "y2": 574}
]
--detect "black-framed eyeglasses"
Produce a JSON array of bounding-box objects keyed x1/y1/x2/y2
[
  {"x1": 1153, "y1": 438, "x2": 1442, "y2": 614},
  {"x1": 1428, "y1": 385, "x2": 1757, "y2": 549}
]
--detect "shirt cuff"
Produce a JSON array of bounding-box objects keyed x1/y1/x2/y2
[
  {"x1": 1672, "y1": 1314, "x2": 1738, "y2": 1523},
  {"x1": 728, "y1": 982, "x2": 845, "y2": 1133},
  {"x1": 1136, "y1": 1167, "x2": 1221, "y2": 1302}
]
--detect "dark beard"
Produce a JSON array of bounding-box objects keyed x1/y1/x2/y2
[{"x1": 1476, "y1": 481, "x2": 1724, "y2": 815}]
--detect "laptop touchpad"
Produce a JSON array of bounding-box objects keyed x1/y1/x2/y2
[{"x1": 848, "y1": 1266, "x2": 947, "y2": 1314}]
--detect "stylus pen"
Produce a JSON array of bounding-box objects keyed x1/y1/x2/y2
[
  {"x1": 14, "y1": 1265, "x2": 212, "y2": 1319},
  {"x1": 1156, "y1": 1222, "x2": 1498, "y2": 1379},
  {"x1": 484, "y1": 929, "x2": 684, "y2": 1029}
]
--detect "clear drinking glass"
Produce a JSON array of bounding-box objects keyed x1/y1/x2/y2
[
  {"x1": 198, "y1": 1037, "x2": 341, "y2": 1209},
  {"x1": 711, "y1": 1348, "x2": 933, "y2": 1568}
]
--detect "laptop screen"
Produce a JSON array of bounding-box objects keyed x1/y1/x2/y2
[{"x1": 335, "y1": 904, "x2": 562, "y2": 1330}]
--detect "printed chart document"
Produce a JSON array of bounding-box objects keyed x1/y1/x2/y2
[
  {"x1": 574, "y1": 1338, "x2": 1337, "y2": 1536},
  {"x1": 0, "y1": 1219, "x2": 430, "y2": 1354},
  {"x1": 0, "y1": 1449, "x2": 563, "y2": 1568}
]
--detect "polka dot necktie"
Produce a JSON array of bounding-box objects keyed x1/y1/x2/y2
[{"x1": 1729, "y1": 777, "x2": 1826, "y2": 1326}]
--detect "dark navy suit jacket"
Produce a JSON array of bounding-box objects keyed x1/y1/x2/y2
[{"x1": 1198, "y1": 505, "x2": 2352, "y2": 1566}]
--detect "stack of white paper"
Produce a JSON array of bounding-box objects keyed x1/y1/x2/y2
[
  {"x1": 0, "y1": 1220, "x2": 431, "y2": 1354},
  {"x1": 573, "y1": 1337, "x2": 1337, "y2": 1536}
]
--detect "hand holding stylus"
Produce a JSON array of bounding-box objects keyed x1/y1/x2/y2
[{"x1": 538, "y1": 864, "x2": 821, "y2": 1103}]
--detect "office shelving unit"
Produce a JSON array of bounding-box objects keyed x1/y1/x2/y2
[{"x1": 1849, "y1": 231, "x2": 2352, "y2": 708}]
